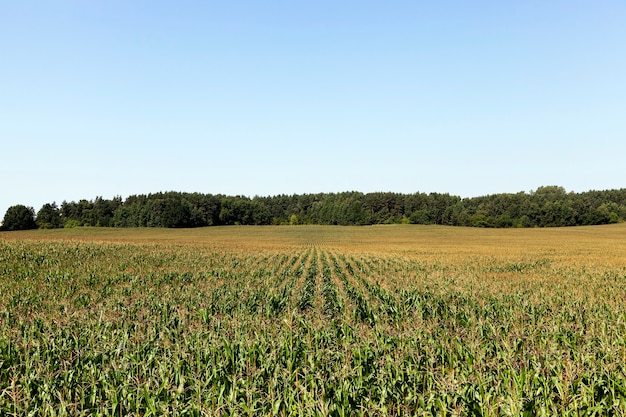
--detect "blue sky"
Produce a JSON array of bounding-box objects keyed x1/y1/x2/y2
[{"x1": 2, "y1": 1, "x2": 625, "y2": 217}]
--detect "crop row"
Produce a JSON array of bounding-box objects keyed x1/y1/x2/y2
[{"x1": 2, "y1": 240, "x2": 626, "y2": 415}]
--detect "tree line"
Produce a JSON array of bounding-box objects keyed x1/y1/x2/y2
[{"x1": 2, "y1": 186, "x2": 626, "y2": 231}]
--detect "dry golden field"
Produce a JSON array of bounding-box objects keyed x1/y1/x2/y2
[{"x1": 1, "y1": 224, "x2": 626, "y2": 415}]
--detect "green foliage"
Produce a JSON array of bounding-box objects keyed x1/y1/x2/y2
[
  {"x1": 16, "y1": 186, "x2": 626, "y2": 230},
  {"x1": 36, "y1": 203, "x2": 63, "y2": 229},
  {"x1": 63, "y1": 219, "x2": 81, "y2": 228},
  {"x1": 1, "y1": 204, "x2": 37, "y2": 231},
  {"x1": 470, "y1": 210, "x2": 494, "y2": 228}
]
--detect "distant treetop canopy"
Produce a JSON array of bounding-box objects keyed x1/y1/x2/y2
[
  {"x1": 1, "y1": 205, "x2": 37, "y2": 231},
  {"x1": 2, "y1": 187, "x2": 625, "y2": 230}
]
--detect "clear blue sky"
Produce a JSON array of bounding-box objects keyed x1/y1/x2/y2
[{"x1": 2, "y1": 1, "x2": 625, "y2": 217}]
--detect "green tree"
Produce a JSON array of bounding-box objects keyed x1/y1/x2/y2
[
  {"x1": 495, "y1": 214, "x2": 514, "y2": 228},
  {"x1": 161, "y1": 198, "x2": 192, "y2": 228},
  {"x1": 36, "y1": 203, "x2": 63, "y2": 229},
  {"x1": 470, "y1": 210, "x2": 494, "y2": 228},
  {"x1": 1, "y1": 205, "x2": 37, "y2": 231},
  {"x1": 409, "y1": 209, "x2": 434, "y2": 224}
]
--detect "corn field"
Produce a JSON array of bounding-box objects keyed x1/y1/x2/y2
[{"x1": 1, "y1": 225, "x2": 626, "y2": 416}]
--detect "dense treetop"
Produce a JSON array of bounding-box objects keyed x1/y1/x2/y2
[
  {"x1": 2, "y1": 186, "x2": 625, "y2": 230},
  {"x1": 0, "y1": 205, "x2": 37, "y2": 231}
]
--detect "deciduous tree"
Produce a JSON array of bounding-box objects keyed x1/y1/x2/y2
[
  {"x1": 1, "y1": 205, "x2": 37, "y2": 231},
  {"x1": 36, "y1": 203, "x2": 63, "y2": 229}
]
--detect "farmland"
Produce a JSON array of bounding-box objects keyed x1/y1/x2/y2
[{"x1": 1, "y1": 225, "x2": 626, "y2": 416}]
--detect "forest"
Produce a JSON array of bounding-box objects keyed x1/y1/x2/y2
[{"x1": 2, "y1": 186, "x2": 626, "y2": 230}]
